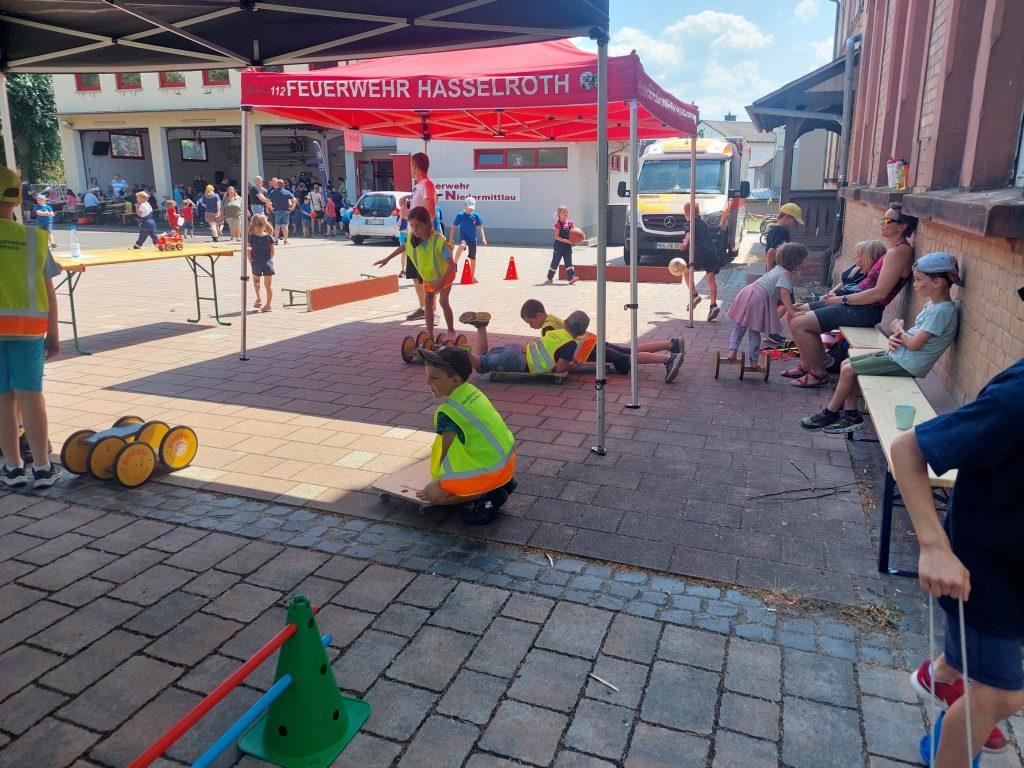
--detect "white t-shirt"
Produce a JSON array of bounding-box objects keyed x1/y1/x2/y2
[
  {"x1": 137, "y1": 201, "x2": 153, "y2": 218},
  {"x1": 410, "y1": 177, "x2": 436, "y2": 213},
  {"x1": 309, "y1": 189, "x2": 324, "y2": 211}
]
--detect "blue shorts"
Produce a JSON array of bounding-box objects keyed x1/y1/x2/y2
[
  {"x1": 476, "y1": 344, "x2": 526, "y2": 374},
  {"x1": 251, "y1": 258, "x2": 275, "y2": 277},
  {"x1": 273, "y1": 210, "x2": 290, "y2": 226},
  {"x1": 0, "y1": 339, "x2": 45, "y2": 394},
  {"x1": 945, "y1": 611, "x2": 1024, "y2": 691},
  {"x1": 37, "y1": 219, "x2": 53, "y2": 232},
  {"x1": 251, "y1": 204, "x2": 266, "y2": 216}
]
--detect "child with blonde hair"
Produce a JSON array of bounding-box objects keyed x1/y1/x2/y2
[
  {"x1": 822, "y1": 239, "x2": 887, "y2": 301},
  {"x1": 247, "y1": 213, "x2": 275, "y2": 312},
  {"x1": 725, "y1": 242, "x2": 809, "y2": 362}
]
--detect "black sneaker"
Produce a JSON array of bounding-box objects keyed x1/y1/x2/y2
[
  {"x1": 502, "y1": 477, "x2": 518, "y2": 495},
  {"x1": 800, "y1": 407, "x2": 842, "y2": 431},
  {"x1": 664, "y1": 352, "x2": 684, "y2": 383},
  {"x1": 1, "y1": 464, "x2": 28, "y2": 488},
  {"x1": 18, "y1": 431, "x2": 32, "y2": 464},
  {"x1": 764, "y1": 333, "x2": 788, "y2": 348},
  {"x1": 670, "y1": 337, "x2": 684, "y2": 355},
  {"x1": 31, "y1": 464, "x2": 62, "y2": 488},
  {"x1": 823, "y1": 411, "x2": 865, "y2": 434},
  {"x1": 707, "y1": 303, "x2": 720, "y2": 321},
  {"x1": 406, "y1": 307, "x2": 426, "y2": 321},
  {"x1": 463, "y1": 488, "x2": 508, "y2": 525}
]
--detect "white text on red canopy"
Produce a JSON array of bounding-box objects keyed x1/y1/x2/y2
[{"x1": 274, "y1": 74, "x2": 572, "y2": 101}]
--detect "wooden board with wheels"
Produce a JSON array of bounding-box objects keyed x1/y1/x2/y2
[
  {"x1": 372, "y1": 459, "x2": 433, "y2": 511},
  {"x1": 487, "y1": 370, "x2": 568, "y2": 385}
]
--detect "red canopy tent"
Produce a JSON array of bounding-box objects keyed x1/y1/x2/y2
[
  {"x1": 238, "y1": 39, "x2": 700, "y2": 451},
  {"x1": 240, "y1": 39, "x2": 697, "y2": 142}
]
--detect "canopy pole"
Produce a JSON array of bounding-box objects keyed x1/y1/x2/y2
[
  {"x1": 626, "y1": 98, "x2": 640, "y2": 409},
  {"x1": 239, "y1": 105, "x2": 251, "y2": 361},
  {"x1": 0, "y1": 73, "x2": 16, "y2": 180},
  {"x1": 687, "y1": 136, "x2": 696, "y2": 329},
  {"x1": 591, "y1": 30, "x2": 609, "y2": 456}
]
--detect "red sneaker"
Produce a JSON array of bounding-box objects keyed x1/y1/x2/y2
[{"x1": 910, "y1": 660, "x2": 1008, "y2": 753}]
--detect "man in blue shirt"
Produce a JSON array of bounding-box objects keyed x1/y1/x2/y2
[
  {"x1": 450, "y1": 197, "x2": 486, "y2": 283},
  {"x1": 266, "y1": 179, "x2": 297, "y2": 244},
  {"x1": 892, "y1": 356, "x2": 1024, "y2": 763}
]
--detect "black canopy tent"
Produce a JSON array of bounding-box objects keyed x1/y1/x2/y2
[{"x1": 0, "y1": 0, "x2": 636, "y2": 454}]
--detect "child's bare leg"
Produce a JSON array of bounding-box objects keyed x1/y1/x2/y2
[
  {"x1": 414, "y1": 281, "x2": 426, "y2": 310},
  {"x1": 16, "y1": 391, "x2": 49, "y2": 468},
  {"x1": 935, "y1": 684, "x2": 1024, "y2": 768},
  {"x1": 420, "y1": 479, "x2": 482, "y2": 505},
  {"x1": 708, "y1": 273, "x2": 718, "y2": 306},
  {"x1": 827, "y1": 360, "x2": 857, "y2": 411},
  {"x1": 637, "y1": 341, "x2": 671, "y2": 353},
  {"x1": 252, "y1": 276, "x2": 262, "y2": 306},
  {"x1": 0, "y1": 393, "x2": 21, "y2": 469},
  {"x1": 636, "y1": 352, "x2": 670, "y2": 364},
  {"x1": 471, "y1": 324, "x2": 490, "y2": 359},
  {"x1": 263, "y1": 275, "x2": 273, "y2": 307},
  {"x1": 439, "y1": 287, "x2": 455, "y2": 336},
  {"x1": 423, "y1": 291, "x2": 436, "y2": 338}
]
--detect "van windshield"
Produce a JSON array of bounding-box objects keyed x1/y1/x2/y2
[{"x1": 637, "y1": 159, "x2": 727, "y2": 194}]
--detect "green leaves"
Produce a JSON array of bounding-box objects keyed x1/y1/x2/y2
[{"x1": 4, "y1": 74, "x2": 62, "y2": 183}]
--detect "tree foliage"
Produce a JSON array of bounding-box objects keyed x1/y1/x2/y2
[{"x1": 3, "y1": 74, "x2": 63, "y2": 182}]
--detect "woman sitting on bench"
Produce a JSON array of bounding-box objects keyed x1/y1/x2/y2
[
  {"x1": 417, "y1": 345, "x2": 516, "y2": 526},
  {"x1": 800, "y1": 252, "x2": 961, "y2": 434}
]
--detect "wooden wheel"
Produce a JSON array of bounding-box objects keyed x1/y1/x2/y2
[
  {"x1": 415, "y1": 331, "x2": 429, "y2": 347},
  {"x1": 87, "y1": 436, "x2": 127, "y2": 480},
  {"x1": 159, "y1": 426, "x2": 198, "y2": 470},
  {"x1": 400, "y1": 336, "x2": 417, "y2": 363},
  {"x1": 113, "y1": 415, "x2": 144, "y2": 428},
  {"x1": 114, "y1": 442, "x2": 156, "y2": 487},
  {"x1": 435, "y1": 333, "x2": 447, "y2": 345},
  {"x1": 60, "y1": 429, "x2": 96, "y2": 475},
  {"x1": 454, "y1": 334, "x2": 468, "y2": 348},
  {"x1": 421, "y1": 337, "x2": 436, "y2": 351},
  {"x1": 713, "y1": 352, "x2": 721, "y2": 379},
  {"x1": 137, "y1": 421, "x2": 170, "y2": 451},
  {"x1": 762, "y1": 353, "x2": 771, "y2": 381},
  {"x1": 737, "y1": 352, "x2": 746, "y2": 380}
]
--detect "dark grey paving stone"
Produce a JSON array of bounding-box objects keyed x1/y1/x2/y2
[
  {"x1": 0, "y1": 717, "x2": 99, "y2": 768},
  {"x1": 586, "y1": 655, "x2": 649, "y2": 709},
  {"x1": 89, "y1": 519, "x2": 173, "y2": 554},
  {"x1": 335, "y1": 565, "x2": 415, "y2": 612},
  {"x1": 466, "y1": 617, "x2": 539, "y2": 679},
  {"x1": 28, "y1": 597, "x2": 139, "y2": 655},
  {"x1": 363, "y1": 679, "x2": 437, "y2": 741},
  {"x1": 783, "y1": 648, "x2": 857, "y2": 707},
  {"x1": 388, "y1": 626, "x2": 476, "y2": 692},
  {"x1": 48, "y1": 577, "x2": 114, "y2": 608},
  {"x1": 372, "y1": 603, "x2": 430, "y2": 637},
  {"x1": 40, "y1": 630, "x2": 149, "y2": 695},
  {"x1": 335, "y1": 630, "x2": 407, "y2": 694},
  {"x1": 430, "y1": 583, "x2": 509, "y2": 635},
  {"x1": 0, "y1": 684, "x2": 67, "y2": 735},
  {"x1": 336, "y1": 732, "x2": 403, "y2": 768},
  {"x1": 59, "y1": 655, "x2": 182, "y2": 731},
  {"x1": 718, "y1": 692, "x2": 780, "y2": 742},
  {"x1": 145, "y1": 613, "x2": 242, "y2": 667},
  {"x1": 554, "y1": 751, "x2": 617, "y2": 768},
  {"x1": 861, "y1": 695, "x2": 925, "y2": 764},
  {"x1": 857, "y1": 663, "x2": 918, "y2": 704},
  {"x1": 88, "y1": 686, "x2": 200, "y2": 767},
  {"x1": 0, "y1": 645, "x2": 63, "y2": 703},
  {"x1": 536, "y1": 602, "x2": 612, "y2": 659},
  {"x1": 625, "y1": 722, "x2": 710, "y2": 768},
  {"x1": 437, "y1": 669, "x2": 508, "y2": 725},
  {"x1": 658, "y1": 625, "x2": 727, "y2": 671},
  {"x1": 108, "y1": 564, "x2": 195, "y2": 606},
  {"x1": 162, "y1": 532, "x2": 247, "y2": 571},
  {"x1": 602, "y1": 614, "x2": 662, "y2": 664},
  {"x1": 725, "y1": 638, "x2": 781, "y2": 701},
  {"x1": 246, "y1": 547, "x2": 328, "y2": 591},
  {"x1": 783, "y1": 697, "x2": 863, "y2": 768},
  {"x1": 712, "y1": 730, "x2": 779, "y2": 768},
  {"x1": 397, "y1": 573, "x2": 456, "y2": 608},
  {"x1": 479, "y1": 700, "x2": 568, "y2": 767},
  {"x1": 123, "y1": 591, "x2": 208, "y2": 637},
  {"x1": 89, "y1": 548, "x2": 165, "y2": 584},
  {"x1": 17, "y1": 548, "x2": 114, "y2": 591},
  {"x1": 288, "y1": 574, "x2": 343, "y2": 607},
  {"x1": 640, "y1": 661, "x2": 717, "y2": 735},
  {"x1": 203, "y1": 582, "x2": 281, "y2": 623},
  {"x1": 465, "y1": 754, "x2": 526, "y2": 768},
  {"x1": 216, "y1": 540, "x2": 284, "y2": 575},
  {"x1": 398, "y1": 715, "x2": 479, "y2": 768},
  {"x1": 313, "y1": 603, "x2": 375, "y2": 651},
  {"x1": 563, "y1": 698, "x2": 634, "y2": 761},
  {"x1": 500, "y1": 592, "x2": 554, "y2": 623},
  {"x1": 509, "y1": 648, "x2": 590, "y2": 712}
]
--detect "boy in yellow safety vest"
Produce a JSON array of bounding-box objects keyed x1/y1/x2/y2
[
  {"x1": 458, "y1": 299, "x2": 577, "y2": 376},
  {"x1": 417, "y1": 345, "x2": 516, "y2": 525},
  {"x1": 563, "y1": 310, "x2": 685, "y2": 383},
  {"x1": 0, "y1": 167, "x2": 62, "y2": 488}
]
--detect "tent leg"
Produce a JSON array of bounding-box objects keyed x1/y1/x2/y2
[
  {"x1": 688, "y1": 136, "x2": 697, "y2": 329},
  {"x1": 591, "y1": 32, "x2": 609, "y2": 455},
  {"x1": 626, "y1": 99, "x2": 640, "y2": 409},
  {"x1": 239, "y1": 106, "x2": 251, "y2": 361}
]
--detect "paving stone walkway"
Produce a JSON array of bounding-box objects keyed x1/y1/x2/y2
[{"x1": 1, "y1": 489, "x2": 1022, "y2": 768}]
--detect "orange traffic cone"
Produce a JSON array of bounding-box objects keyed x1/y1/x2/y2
[
  {"x1": 459, "y1": 258, "x2": 474, "y2": 284},
  {"x1": 504, "y1": 256, "x2": 518, "y2": 280}
]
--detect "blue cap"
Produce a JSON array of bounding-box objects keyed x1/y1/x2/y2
[{"x1": 914, "y1": 251, "x2": 963, "y2": 285}]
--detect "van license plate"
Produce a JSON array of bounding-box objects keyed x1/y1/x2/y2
[
  {"x1": 655, "y1": 241, "x2": 679, "y2": 250},
  {"x1": 367, "y1": 217, "x2": 385, "y2": 225}
]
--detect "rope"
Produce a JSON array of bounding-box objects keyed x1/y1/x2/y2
[{"x1": 958, "y1": 598, "x2": 974, "y2": 765}]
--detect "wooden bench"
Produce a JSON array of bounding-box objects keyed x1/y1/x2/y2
[
  {"x1": 280, "y1": 274, "x2": 398, "y2": 312},
  {"x1": 838, "y1": 325, "x2": 888, "y2": 350},
  {"x1": 857, "y1": 374, "x2": 957, "y2": 577}
]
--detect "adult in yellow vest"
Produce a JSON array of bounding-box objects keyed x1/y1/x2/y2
[
  {"x1": 0, "y1": 167, "x2": 62, "y2": 488},
  {"x1": 417, "y1": 346, "x2": 516, "y2": 525},
  {"x1": 562, "y1": 310, "x2": 684, "y2": 382},
  {"x1": 375, "y1": 205, "x2": 457, "y2": 341}
]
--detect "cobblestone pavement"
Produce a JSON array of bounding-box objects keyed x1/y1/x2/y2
[
  {"x1": 43, "y1": 231, "x2": 879, "y2": 604},
  {"x1": 1, "y1": 488, "x2": 1023, "y2": 768}
]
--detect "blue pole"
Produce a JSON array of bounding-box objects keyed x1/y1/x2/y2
[{"x1": 191, "y1": 634, "x2": 331, "y2": 768}]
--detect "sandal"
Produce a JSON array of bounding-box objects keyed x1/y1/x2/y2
[
  {"x1": 261, "y1": 304, "x2": 273, "y2": 313},
  {"x1": 459, "y1": 311, "x2": 491, "y2": 328},
  {"x1": 781, "y1": 365, "x2": 808, "y2": 378},
  {"x1": 253, "y1": 299, "x2": 262, "y2": 309},
  {"x1": 790, "y1": 372, "x2": 829, "y2": 388}
]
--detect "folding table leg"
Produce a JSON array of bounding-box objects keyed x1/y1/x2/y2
[
  {"x1": 56, "y1": 270, "x2": 92, "y2": 355},
  {"x1": 878, "y1": 470, "x2": 918, "y2": 578}
]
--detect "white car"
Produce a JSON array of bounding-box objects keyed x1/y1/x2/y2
[{"x1": 348, "y1": 190, "x2": 409, "y2": 244}]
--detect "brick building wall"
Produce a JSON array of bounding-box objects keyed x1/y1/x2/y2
[{"x1": 835, "y1": 200, "x2": 1023, "y2": 404}]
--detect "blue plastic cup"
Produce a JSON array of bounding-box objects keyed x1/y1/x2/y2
[{"x1": 895, "y1": 404, "x2": 916, "y2": 430}]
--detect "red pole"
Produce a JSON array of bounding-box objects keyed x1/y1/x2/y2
[{"x1": 128, "y1": 606, "x2": 317, "y2": 768}]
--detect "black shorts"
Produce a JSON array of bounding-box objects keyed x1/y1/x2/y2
[
  {"x1": 808, "y1": 300, "x2": 883, "y2": 331},
  {"x1": 680, "y1": 250, "x2": 721, "y2": 275},
  {"x1": 251, "y1": 258, "x2": 275, "y2": 277},
  {"x1": 404, "y1": 256, "x2": 422, "y2": 283},
  {"x1": 464, "y1": 242, "x2": 478, "y2": 259}
]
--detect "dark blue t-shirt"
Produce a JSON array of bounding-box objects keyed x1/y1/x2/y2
[
  {"x1": 764, "y1": 224, "x2": 791, "y2": 251},
  {"x1": 248, "y1": 233, "x2": 274, "y2": 263},
  {"x1": 267, "y1": 187, "x2": 294, "y2": 212},
  {"x1": 916, "y1": 358, "x2": 1024, "y2": 637},
  {"x1": 453, "y1": 211, "x2": 483, "y2": 243}
]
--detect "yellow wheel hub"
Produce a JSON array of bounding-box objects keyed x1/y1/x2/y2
[
  {"x1": 137, "y1": 421, "x2": 170, "y2": 451},
  {"x1": 114, "y1": 442, "x2": 156, "y2": 487},
  {"x1": 60, "y1": 429, "x2": 96, "y2": 475},
  {"x1": 113, "y1": 415, "x2": 144, "y2": 428},
  {"x1": 87, "y1": 436, "x2": 127, "y2": 480},
  {"x1": 401, "y1": 336, "x2": 417, "y2": 363},
  {"x1": 159, "y1": 426, "x2": 198, "y2": 470}
]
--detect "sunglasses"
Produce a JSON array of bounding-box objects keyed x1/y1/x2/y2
[{"x1": 881, "y1": 216, "x2": 903, "y2": 225}]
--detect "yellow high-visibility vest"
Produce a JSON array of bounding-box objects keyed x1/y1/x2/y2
[
  {"x1": 541, "y1": 313, "x2": 564, "y2": 334},
  {"x1": 0, "y1": 220, "x2": 49, "y2": 339},
  {"x1": 431, "y1": 382, "x2": 516, "y2": 496},
  {"x1": 405, "y1": 232, "x2": 448, "y2": 284},
  {"x1": 525, "y1": 328, "x2": 574, "y2": 373}
]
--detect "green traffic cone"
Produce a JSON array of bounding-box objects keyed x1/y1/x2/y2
[{"x1": 238, "y1": 595, "x2": 371, "y2": 768}]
